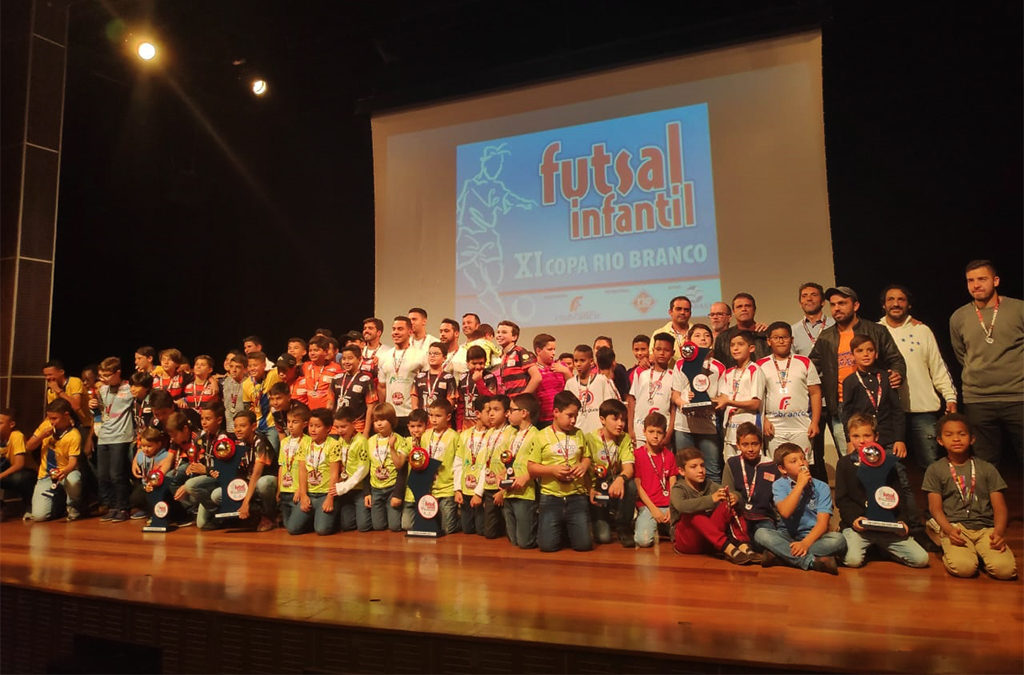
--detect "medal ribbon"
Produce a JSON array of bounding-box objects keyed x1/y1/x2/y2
[
  {"x1": 772, "y1": 356, "x2": 791, "y2": 391},
  {"x1": 647, "y1": 368, "x2": 668, "y2": 405},
  {"x1": 948, "y1": 459, "x2": 976, "y2": 515},
  {"x1": 645, "y1": 447, "x2": 668, "y2": 494},
  {"x1": 975, "y1": 298, "x2": 999, "y2": 343},
  {"x1": 855, "y1": 371, "x2": 883, "y2": 411},
  {"x1": 739, "y1": 457, "x2": 757, "y2": 500}
]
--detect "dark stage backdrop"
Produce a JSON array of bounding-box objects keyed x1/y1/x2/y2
[{"x1": 47, "y1": 2, "x2": 1020, "y2": 403}]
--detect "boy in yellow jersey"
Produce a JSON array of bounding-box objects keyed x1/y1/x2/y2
[
  {"x1": 25, "y1": 399, "x2": 85, "y2": 521},
  {"x1": 455, "y1": 396, "x2": 491, "y2": 535},
  {"x1": 0, "y1": 408, "x2": 36, "y2": 516},
  {"x1": 471, "y1": 394, "x2": 512, "y2": 539},
  {"x1": 502, "y1": 393, "x2": 540, "y2": 548},
  {"x1": 364, "y1": 403, "x2": 410, "y2": 531},
  {"x1": 277, "y1": 405, "x2": 311, "y2": 528},
  {"x1": 403, "y1": 399, "x2": 461, "y2": 534},
  {"x1": 242, "y1": 351, "x2": 282, "y2": 452},
  {"x1": 396, "y1": 409, "x2": 429, "y2": 530},
  {"x1": 528, "y1": 391, "x2": 593, "y2": 552},
  {"x1": 331, "y1": 407, "x2": 371, "y2": 532},
  {"x1": 587, "y1": 399, "x2": 637, "y2": 548},
  {"x1": 288, "y1": 409, "x2": 341, "y2": 536}
]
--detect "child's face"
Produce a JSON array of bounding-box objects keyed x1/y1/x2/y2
[
  {"x1": 341, "y1": 350, "x2": 359, "y2": 373},
  {"x1": 246, "y1": 359, "x2": 265, "y2": 379},
  {"x1": 847, "y1": 425, "x2": 877, "y2": 452},
  {"x1": 937, "y1": 420, "x2": 973, "y2": 454},
  {"x1": 287, "y1": 341, "x2": 307, "y2": 361},
  {"x1": 737, "y1": 433, "x2": 762, "y2": 461},
  {"x1": 689, "y1": 328, "x2": 713, "y2": 349},
  {"x1": 46, "y1": 410, "x2": 72, "y2": 431},
  {"x1": 507, "y1": 403, "x2": 527, "y2": 428},
  {"x1": 169, "y1": 427, "x2": 191, "y2": 446},
  {"x1": 200, "y1": 410, "x2": 221, "y2": 435},
  {"x1": 652, "y1": 340, "x2": 674, "y2": 368},
  {"x1": 427, "y1": 347, "x2": 445, "y2": 368},
  {"x1": 729, "y1": 337, "x2": 754, "y2": 363},
  {"x1": 552, "y1": 404, "x2": 579, "y2": 432},
  {"x1": 632, "y1": 341, "x2": 650, "y2": 364},
  {"x1": 286, "y1": 414, "x2": 306, "y2": 438},
  {"x1": 233, "y1": 415, "x2": 254, "y2": 442},
  {"x1": 227, "y1": 360, "x2": 244, "y2": 380},
  {"x1": 308, "y1": 416, "x2": 328, "y2": 441},
  {"x1": 573, "y1": 352, "x2": 594, "y2": 377},
  {"x1": 428, "y1": 407, "x2": 449, "y2": 431},
  {"x1": 99, "y1": 369, "x2": 120, "y2": 386},
  {"x1": 468, "y1": 358, "x2": 486, "y2": 374},
  {"x1": 559, "y1": 356, "x2": 575, "y2": 370},
  {"x1": 484, "y1": 401, "x2": 507, "y2": 428},
  {"x1": 495, "y1": 324, "x2": 515, "y2": 347},
  {"x1": 853, "y1": 342, "x2": 877, "y2": 369},
  {"x1": 407, "y1": 419, "x2": 427, "y2": 440},
  {"x1": 277, "y1": 365, "x2": 295, "y2": 382},
  {"x1": 269, "y1": 392, "x2": 290, "y2": 411},
  {"x1": 373, "y1": 417, "x2": 393, "y2": 436},
  {"x1": 153, "y1": 407, "x2": 173, "y2": 424},
  {"x1": 768, "y1": 329, "x2": 793, "y2": 357},
  {"x1": 0, "y1": 414, "x2": 14, "y2": 438},
  {"x1": 644, "y1": 426, "x2": 666, "y2": 448},
  {"x1": 326, "y1": 345, "x2": 338, "y2": 361},
  {"x1": 193, "y1": 360, "x2": 212, "y2": 379},
  {"x1": 130, "y1": 384, "x2": 148, "y2": 399},
  {"x1": 243, "y1": 340, "x2": 259, "y2": 354},
  {"x1": 308, "y1": 344, "x2": 326, "y2": 364},
  {"x1": 682, "y1": 457, "x2": 706, "y2": 484},
  {"x1": 536, "y1": 341, "x2": 556, "y2": 365},
  {"x1": 134, "y1": 352, "x2": 152, "y2": 371},
  {"x1": 160, "y1": 355, "x2": 177, "y2": 374},
  {"x1": 600, "y1": 413, "x2": 625, "y2": 439},
  {"x1": 332, "y1": 418, "x2": 354, "y2": 438},
  {"x1": 140, "y1": 439, "x2": 160, "y2": 458},
  {"x1": 779, "y1": 451, "x2": 809, "y2": 479},
  {"x1": 81, "y1": 370, "x2": 97, "y2": 386}
]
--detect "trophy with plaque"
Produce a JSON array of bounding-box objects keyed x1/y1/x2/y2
[
  {"x1": 677, "y1": 341, "x2": 713, "y2": 410},
  {"x1": 209, "y1": 437, "x2": 244, "y2": 520},
  {"x1": 142, "y1": 467, "x2": 171, "y2": 533},
  {"x1": 593, "y1": 464, "x2": 612, "y2": 503},
  {"x1": 856, "y1": 442, "x2": 907, "y2": 534},
  {"x1": 40, "y1": 467, "x2": 61, "y2": 500},
  {"x1": 405, "y1": 447, "x2": 442, "y2": 538},
  {"x1": 499, "y1": 449, "x2": 516, "y2": 489}
]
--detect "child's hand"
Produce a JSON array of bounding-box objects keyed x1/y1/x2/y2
[
  {"x1": 892, "y1": 442, "x2": 907, "y2": 459},
  {"x1": 364, "y1": 493, "x2": 372, "y2": 508},
  {"x1": 175, "y1": 398, "x2": 188, "y2": 409},
  {"x1": 511, "y1": 473, "x2": 529, "y2": 490},
  {"x1": 88, "y1": 397, "x2": 100, "y2": 410},
  {"x1": 712, "y1": 394, "x2": 729, "y2": 410},
  {"x1": 470, "y1": 495, "x2": 482, "y2": 508},
  {"x1": 712, "y1": 487, "x2": 727, "y2": 503},
  {"x1": 174, "y1": 486, "x2": 188, "y2": 501},
  {"x1": 471, "y1": 370, "x2": 483, "y2": 382},
  {"x1": 608, "y1": 476, "x2": 625, "y2": 499},
  {"x1": 887, "y1": 369, "x2": 902, "y2": 389},
  {"x1": 687, "y1": 390, "x2": 695, "y2": 402},
  {"x1": 300, "y1": 494, "x2": 312, "y2": 512},
  {"x1": 852, "y1": 516, "x2": 866, "y2": 532},
  {"x1": 237, "y1": 503, "x2": 250, "y2": 520},
  {"x1": 493, "y1": 491, "x2": 505, "y2": 507},
  {"x1": 144, "y1": 483, "x2": 153, "y2": 493},
  {"x1": 189, "y1": 462, "x2": 206, "y2": 475},
  {"x1": 454, "y1": 490, "x2": 463, "y2": 505},
  {"x1": 210, "y1": 470, "x2": 220, "y2": 480},
  {"x1": 990, "y1": 531, "x2": 1007, "y2": 551},
  {"x1": 795, "y1": 466, "x2": 812, "y2": 488},
  {"x1": 790, "y1": 539, "x2": 809, "y2": 557},
  {"x1": 322, "y1": 494, "x2": 334, "y2": 513},
  {"x1": 569, "y1": 463, "x2": 587, "y2": 479},
  {"x1": 657, "y1": 509, "x2": 671, "y2": 524},
  {"x1": 727, "y1": 492, "x2": 739, "y2": 507},
  {"x1": 807, "y1": 420, "x2": 819, "y2": 439},
  {"x1": 389, "y1": 497, "x2": 402, "y2": 508},
  {"x1": 588, "y1": 488, "x2": 598, "y2": 505},
  {"x1": 293, "y1": 492, "x2": 301, "y2": 504},
  {"x1": 551, "y1": 465, "x2": 572, "y2": 482},
  {"x1": 131, "y1": 464, "x2": 143, "y2": 479}
]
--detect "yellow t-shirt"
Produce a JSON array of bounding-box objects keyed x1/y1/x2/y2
[
  {"x1": 2, "y1": 430, "x2": 27, "y2": 465},
  {"x1": 278, "y1": 434, "x2": 310, "y2": 493},
  {"x1": 586, "y1": 431, "x2": 635, "y2": 477},
  {"x1": 46, "y1": 376, "x2": 83, "y2": 405},
  {"x1": 507, "y1": 426, "x2": 538, "y2": 501},
  {"x1": 301, "y1": 437, "x2": 341, "y2": 494},
  {"x1": 528, "y1": 426, "x2": 591, "y2": 497},
  {"x1": 34, "y1": 423, "x2": 81, "y2": 479},
  {"x1": 336, "y1": 433, "x2": 369, "y2": 490},
  {"x1": 481, "y1": 425, "x2": 514, "y2": 492},
  {"x1": 457, "y1": 427, "x2": 491, "y2": 494},
  {"x1": 367, "y1": 433, "x2": 410, "y2": 489},
  {"x1": 242, "y1": 370, "x2": 282, "y2": 432},
  {"x1": 413, "y1": 427, "x2": 460, "y2": 500}
]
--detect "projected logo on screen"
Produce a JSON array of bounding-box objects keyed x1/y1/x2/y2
[{"x1": 455, "y1": 103, "x2": 718, "y2": 327}]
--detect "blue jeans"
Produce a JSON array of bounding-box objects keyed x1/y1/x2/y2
[
  {"x1": 31, "y1": 472, "x2": 84, "y2": 520},
  {"x1": 754, "y1": 527, "x2": 846, "y2": 569},
  {"x1": 590, "y1": 476, "x2": 637, "y2": 544},
  {"x1": 338, "y1": 489, "x2": 372, "y2": 531},
  {"x1": 96, "y1": 442, "x2": 130, "y2": 511},
  {"x1": 841, "y1": 528, "x2": 929, "y2": 568},
  {"x1": 503, "y1": 497, "x2": 537, "y2": 549},
  {"x1": 827, "y1": 410, "x2": 848, "y2": 457},
  {"x1": 439, "y1": 496, "x2": 459, "y2": 534},
  {"x1": 635, "y1": 505, "x2": 670, "y2": 548},
  {"x1": 280, "y1": 492, "x2": 296, "y2": 525},
  {"x1": 461, "y1": 496, "x2": 483, "y2": 535},
  {"x1": 538, "y1": 493, "x2": 592, "y2": 552},
  {"x1": 1, "y1": 468, "x2": 36, "y2": 505},
  {"x1": 178, "y1": 475, "x2": 217, "y2": 512},
  {"x1": 286, "y1": 493, "x2": 338, "y2": 535},
  {"x1": 370, "y1": 486, "x2": 402, "y2": 531},
  {"x1": 906, "y1": 412, "x2": 940, "y2": 469},
  {"x1": 676, "y1": 431, "x2": 722, "y2": 484},
  {"x1": 262, "y1": 427, "x2": 280, "y2": 454}
]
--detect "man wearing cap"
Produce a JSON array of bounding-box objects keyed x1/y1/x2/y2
[
  {"x1": 950, "y1": 259, "x2": 1024, "y2": 465},
  {"x1": 809, "y1": 286, "x2": 906, "y2": 458}
]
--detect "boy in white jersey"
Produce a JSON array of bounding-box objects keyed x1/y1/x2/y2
[
  {"x1": 758, "y1": 322, "x2": 822, "y2": 464},
  {"x1": 671, "y1": 324, "x2": 726, "y2": 483},
  {"x1": 713, "y1": 331, "x2": 764, "y2": 459},
  {"x1": 376, "y1": 316, "x2": 427, "y2": 436},
  {"x1": 628, "y1": 332, "x2": 675, "y2": 445},
  {"x1": 564, "y1": 345, "x2": 619, "y2": 434}
]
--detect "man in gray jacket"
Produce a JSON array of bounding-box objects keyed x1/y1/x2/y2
[{"x1": 809, "y1": 286, "x2": 906, "y2": 458}]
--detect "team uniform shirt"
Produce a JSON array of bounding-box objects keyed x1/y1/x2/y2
[
  {"x1": 628, "y1": 366, "x2": 674, "y2": 443},
  {"x1": 771, "y1": 476, "x2": 833, "y2": 539},
  {"x1": 360, "y1": 345, "x2": 383, "y2": 383},
  {"x1": 455, "y1": 371, "x2": 498, "y2": 430},
  {"x1": 564, "y1": 372, "x2": 620, "y2": 434},
  {"x1": 288, "y1": 376, "x2": 309, "y2": 406},
  {"x1": 300, "y1": 437, "x2": 341, "y2": 494},
  {"x1": 456, "y1": 427, "x2": 491, "y2": 495},
  {"x1": 672, "y1": 355, "x2": 725, "y2": 436},
  {"x1": 633, "y1": 444, "x2": 676, "y2": 509},
  {"x1": 587, "y1": 431, "x2": 635, "y2": 502},
  {"x1": 335, "y1": 433, "x2": 370, "y2": 491},
  {"x1": 791, "y1": 315, "x2": 834, "y2": 356},
  {"x1": 527, "y1": 426, "x2": 591, "y2": 497},
  {"x1": 152, "y1": 371, "x2": 191, "y2": 400},
  {"x1": 504, "y1": 426, "x2": 538, "y2": 501},
  {"x1": 535, "y1": 365, "x2": 567, "y2": 422},
  {"x1": 721, "y1": 362, "x2": 764, "y2": 453},
  {"x1": 96, "y1": 381, "x2": 135, "y2": 445},
  {"x1": 332, "y1": 371, "x2": 377, "y2": 419},
  {"x1": 278, "y1": 435, "x2": 311, "y2": 494},
  {"x1": 496, "y1": 345, "x2": 537, "y2": 396},
  {"x1": 132, "y1": 394, "x2": 153, "y2": 441},
  {"x1": 46, "y1": 376, "x2": 84, "y2": 406},
  {"x1": 367, "y1": 433, "x2": 411, "y2": 489},
  {"x1": 442, "y1": 345, "x2": 469, "y2": 381},
  {"x1": 407, "y1": 427, "x2": 460, "y2": 501},
  {"x1": 0, "y1": 430, "x2": 30, "y2": 472},
  {"x1": 757, "y1": 354, "x2": 820, "y2": 462},
  {"x1": 922, "y1": 457, "x2": 1006, "y2": 530},
  {"x1": 34, "y1": 424, "x2": 81, "y2": 479},
  {"x1": 377, "y1": 346, "x2": 427, "y2": 418},
  {"x1": 722, "y1": 455, "x2": 779, "y2": 521},
  {"x1": 194, "y1": 430, "x2": 231, "y2": 473},
  {"x1": 242, "y1": 370, "x2": 281, "y2": 433},
  {"x1": 235, "y1": 431, "x2": 275, "y2": 482},
  {"x1": 412, "y1": 370, "x2": 456, "y2": 409},
  {"x1": 479, "y1": 425, "x2": 514, "y2": 494},
  {"x1": 221, "y1": 377, "x2": 245, "y2": 433},
  {"x1": 182, "y1": 379, "x2": 218, "y2": 417},
  {"x1": 302, "y1": 361, "x2": 343, "y2": 410}
]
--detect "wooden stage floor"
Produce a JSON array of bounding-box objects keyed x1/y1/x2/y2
[{"x1": 1, "y1": 513, "x2": 1022, "y2": 674}]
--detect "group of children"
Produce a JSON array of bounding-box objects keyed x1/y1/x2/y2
[{"x1": 0, "y1": 316, "x2": 1015, "y2": 580}]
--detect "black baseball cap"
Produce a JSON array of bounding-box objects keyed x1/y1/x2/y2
[{"x1": 825, "y1": 286, "x2": 859, "y2": 302}]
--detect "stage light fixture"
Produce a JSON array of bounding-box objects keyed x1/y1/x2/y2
[
  {"x1": 137, "y1": 41, "x2": 157, "y2": 61},
  {"x1": 251, "y1": 78, "x2": 268, "y2": 96}
]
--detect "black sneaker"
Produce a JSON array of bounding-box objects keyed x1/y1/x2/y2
[
  {"x1": 100, "y1": 510, "x2": 116, "y2": 522},
  {"x1": 761, "y1": 549, "x2": 780, "y2": 568},
  {"x1": 109, "y1": 509, "x2": 129, "y2": 523},
  {"x1": 812, "y1": 555, "x2": 839, "y2": 575},
  {"x1": 619, "y1": 532, "x2": 636, "y2": 548}
]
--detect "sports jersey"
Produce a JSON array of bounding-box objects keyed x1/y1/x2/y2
[
  {"x1": 360, "y1": 345, "x2": 383, "y2": 382},
  {"x1": 301, "y1": 436, "x2": 341, "y2": 494},
  {"x1": 412, "y1": 370, "x2": 456, "y2": 409},
  {"x1": 242, "y1": 370, "x2": 281, "y2": 433},
  {"x1": 134, "y1": 448, "x2": 170, "y2": 480},
  {"x1": 332, "y1": 371, "x2": 377, "y2": 419},
  {"x1": 336, "y1": 433, "x2": 369, "y2": 489},
  {"x1": 405, "y1": 427, "x2": 460, "y2": 501},
  {"x1": 34, "y1": 423, "x2": 81, "y2": 479},
  {"x1": 496, "y1": 345, "x2": 537, "y2": 396},
  {"x1": 527, "y1": 426, "x2": 591, "y2": 497},
  {"x1": 289, "y1": 376, "x2": 309, "y2": 406},
  {"x1": 586, "y1": 430, "x2": 635, "y2": 477},
  {"x1": 152, "y1": 371, "x2": 191, "y2": 400},
  {"x1": 564, "y1": 373, "x2": 620, "y2": 434},
  {"x1": 672, "y1": 355, "x2": 725, "y2": 435},
  {"x1": 1, "y1": 430, "x2": 27, "y2": 468},
  {"x1": 367, "y1": 432, "x2": 410, "y2": 489},
  {"x1": 455, "y1": 371, "x2": 498, "y2": 429},
  {"x1": 46, "y1": 376, "x2": 83, "y2": 405},
  {"x1": 132, "y1": 394, "x2": 153, "y2": 441},
  {"x1": 443, "y1": 345, "x2": 468, "y2": 381},
  {"x1": 97, "y1": 381, "x2": 135, "y2": 444},
  {"x1": 634, "y1": 444, "x2": 676, "y2": 508},
  {"x1": 408, "y1": 333, "x2": 440, "y2": 357},
  {"x1": 235, "y1": 431, "x2": 275, "y2": 481},
  {"x1": 302, "y1": 360, "x2": 342, "y2": 410},
  {"x1": 628, "y1": 366, "x2": 673, "y2": 442},
  {"x1": 721, "y1": 361, "x2": 764, "y2": 451},
  {"x1": 221, "y1": 377, "x2": 245, "y2": 433},
  {"x1": 170, "y1": 432, "x2": 200, "y2": 469},
  {"x1": 195, "y1": 430, "x2": 231, "y2": 472},
  {"x1": 456, "y1": 427, "x2": 489, "y2": 494},
  {"x1": 535, "y1": 365, "x2": 566, "y2": 422},
  {"x1": 504, "y1": 426, "x2": 538, "y2": 501},
  {"x1": 478, "y1": 425, "x2": 514, "y2": 494},
  {"x1": 278, "y1": 435, "x2": 310, "y2": 493},
  {"x1": 182, "y1": 378, "x2": 218, "y2": 416},
  {"x1": 377, "y1": 346, "x2": 426, "y2": 418},
  {"x1": 757, "y1": 354, "x2": 820, "y2": 429}
]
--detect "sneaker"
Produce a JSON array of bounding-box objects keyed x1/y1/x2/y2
[
  {"x1": 100, "y1": 510, "x2": 116, "y2": 522},
  {"x1": 723, "y1": 544, "x2": 752, "y2": 565},
  {"x1": 22, "y1": 512, "x2": 33, "y2": 522},
  {"x1": 618, "y1": 531, "x2": 636, "y2": 549},
  {"x1": 812, "y1": 555, "x2": 839, "y2": 575},
  {"x1": 760, "y1": 549, "x2": 780, "y2": 568},
  {"x1": 65, "y1": 507, "x2": 81, "y2": 522},
  {"x1": 174, "y1": 518, "x2": 195, "y2": 528},
  {"x1": 129, "y1": 510, "x2": 147, "y2": 520},
  {"x1": 110, "y1": 509, "x2": 129, "y2": 523},
  {"x1": 256, "y1": 517, "x2": 276, "y2": 533}
]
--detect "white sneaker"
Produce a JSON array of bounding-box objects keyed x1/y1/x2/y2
[{"x1": 66, "y1": 507, "x2": 81, "y2": 522}]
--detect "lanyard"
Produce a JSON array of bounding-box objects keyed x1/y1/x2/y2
[
  {"x1": 802, "y1": 317, "x2": 824, "y2": 345},
  {"x1": 855, "y1": 371, "x2": 882, "y2": 410},
  {"x1": 578, "y1": 372, "x2": 596, "y2": 402},
  {"x1": 601, "y1": 431, "x2": 619, "y2": 467},
  {"x1": 187, "y1": 379, "x2": 212, "y2": 408},
  {"x1": 647, "y1": 368, "x2": 668, "y2": 404},
  {"x1": 307, "y1": 440, "x2": 326, "y2": 472},
  {"x1": 772, "y1": 356, "x2": 792, "y2": 391},
  {"x1": 284, "y1": 437, "x2": 300, "y2": 474},
  {"x1": 949, "y1": 459, "x2": 977, "y2": 515},
  {"x1": 731, "y1": 367, "x2": 743, "y2": 398},
  {"x1": 425, "y1": 372, "x2": 443, "y2": 404},
  {"x1": 308, "y1": 363, "x2": 329, "y2": 397},
  {"x1": 508, "y1": 428, "x2": 529, "y2": 459},
  {"x1": 497, "y1": 347, "x2": 517, "y2": 390},
  {"x1": 484, "y1": 425, "x2": 506, "y2": 462},
  {"x1": 975, "y1": 298, "x2": 1000, "y2": 344},
  {"x1": 336, "y1": 372, "x2": 358, "y2": 403},
  {"x1": 554, "y1": 431, "x2": 573, "y2": 465},
  {"x1": 644, "y1": 447, "x2": 668, "y2": 494},
  {"x1": 467, "y1": 429, "x2": 486, "y2": 464},
  {"x1": 392, "y1": 349, "x2": 407, "y2": 378},
  {"x1": 739, "y1": 457, "x2": 757, "y2": 499},
  {"x1": 373, "y1": 436, "x2": 392, "y2": 466},
  {"x1": 427, "y1": 430, "x2": 445, "y2": 459}
]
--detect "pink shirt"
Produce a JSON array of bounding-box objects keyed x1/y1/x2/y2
[
  {"x1": 535, "y1": 365, "x2": 566, "y2": 422},
  {"x1": 634, "y1": 445, "x2": 677, "y2": 508}
]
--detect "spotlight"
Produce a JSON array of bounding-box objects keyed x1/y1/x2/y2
[
  {"x1": 137, "y1": 41, "x2": 156, "y2": 61},
  {"x1": 251, "y1": 79, "x2": 268, "y2": 96}
]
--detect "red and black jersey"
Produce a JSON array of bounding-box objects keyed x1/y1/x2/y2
[
  {"x1": 496, "y1": 345, "x2": 536, "y2": 396},
  {"x1": 153, "y1": 371, "x2": 192, "y2": 400}
]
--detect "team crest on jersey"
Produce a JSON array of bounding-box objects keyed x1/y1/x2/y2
[
  {"x1": 392, "y1": 391, "x2": 405, "y2": 406},
  {"x1": 579, "y1": 389, "x2": 594, "y2": 406},
  {"x1": 779, "y1": 396, "x2": 791, "y2": 410}
]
